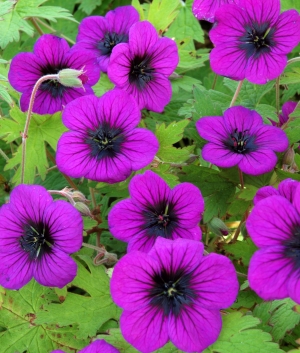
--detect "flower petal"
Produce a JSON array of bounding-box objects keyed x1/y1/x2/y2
[
  {"x1": 191, "y1": 253, "x2": 239, "y2": 309},
  {"x1": 80, "y1": 340, "x2": 120, "y2": 353},
  {"x1": 278, "y1": 179, "x2": 298, "y2": 203},
  {"x1": 129, "y1": 171, "x2": 171, "y2": 209},
  {"x1": 8, "y1": 53, "x2": 44, "y2": 92},
  {"x1": 248, "y1": 246, "x2": 292, "y2": 300},
  {"x1": 253, "y1": 125, "x2": 289, "y2": 152},
  {"x1": 43, "y1": 201, "x2": 83, "y2": 253},
  {"x1": 169, "y1": 305, "x2": 222, "y2": 352},
  {"x1": 120, "y1": 307, "x2": 168, "y2": 353},
  {"x1": 239, "y1": 0, "x2": 280, "y2": 27},
  {"x1": 246, "y1": 196, "x2": 299, "y2": 247},
  {"x1": 110, "y1": 251, "x2": 160, "y2": 310},
  {"x1": 148, "y1": 238, "x2": 204, "y2": 274},
  {"x1": 128, "y1": 21, "x2": 158, "y2": 57},
  {"x1": 223, "y1": 106, "x2": 263, "y2": 133},
  {"x1": 77, "y1": 16, "x2": 108, "y2": 43},
  {"x1": 108, "y1": 44, "x2": 131, "y2": 87},
  {"x1": 238, "y1": 149, "x2": 278, "y2": 175},
  {"x1": 196, "y1": 116, "x2": 228, "y2": 143},
  {"x1": 106, "y1": 5, "x2": 139, "y2": 34},
  {"x1": 253, "y1": 186, "x2": 278, "y2": 205},
  {"x1": 201, "y1": 142, "x2": 242, "y2": 168},
  {"x1": 34, "y1": 248, "x2": 77, "y2": 288},
  {"x1": 288, "y1": 269, "x2": 300, "y2": 304},
  {"x1": 169, "y1": 182, "x2": 204, "y2": 227}
]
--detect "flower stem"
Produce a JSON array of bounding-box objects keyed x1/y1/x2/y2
[
  {"x1": 35, "y1": 18, "x2": 76, "y2": 44},
  {"x1": 238, "y1": 168, "x2": 244, "y2": 189},
  {"x1": 21, "y1": 74, "x2": 59, "y2": 184},
  {"x1": 89, "y1": 186, "x2": 97, "y2": 209},
  {"x1": 82, "y1": 242, "x2": 105, "y2": 253},
  {"x1": 287, "y1": 57, "x2": 300, "y2": 66},
  {"x1": 275, "y1": 76, "x2": 280, "y2": 115},
  {"x1": 30, "y1": 18, "x2": 44, "y2": 36},
  {"x1": 0, "y1": 148, "x2": 9, "y2": 162},
  {"x1": 212, "y1": 73, "x2": 218, "y2": 90},
  {"x1": 230, "y1": 80, "x2": 243, "y2": 107}
]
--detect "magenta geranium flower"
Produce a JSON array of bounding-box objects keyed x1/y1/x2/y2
[
  {"x1": 107, "y1": 21, "x2": 179, "y2": 112},
  {"x1": 247, "y1": 181, "x2": 300, "y2": 303},
  {"x1": 111, "y1": 238, "x2": 238, "y2": 353},
  {"x1": 0, "y1": 184, "x2": 83, "y2": 290},
  {"x1": 76, "y1": 5, "x2": 139, "y2": 72},
  {"x1": 108, "y1": 170, "x2": 204, "y2": 252},
  {"x1": 51, "y1": 339, "x2": 120, "y2": 353},
  {"x1": 270, "y1": 101, "x2": 298, "y2": 127},
  {"x1": 192, "y1": 0, "x2": 240, "y2": 23},
  {"x1": 209, "y1": 0, "x2": 300, "y2": 84},
  {"x1": 8, "y1": 34, "x2": 100, "y2": 115},
  {"x1": 196, "y1": 106, "x2": 289, "y2": 175},
  {"x1": 56, "y1": 90, "x2": 159, "y2": 183},
  {"x1": 253, "y1": 178, "x2": 298, "y2": 205}
]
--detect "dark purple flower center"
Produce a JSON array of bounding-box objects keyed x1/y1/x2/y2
[
  {"x1": 97, "y1": 32, "x2": 128, "y2": 56},
  {"x1": 150, "y1": 268, "x2": 196, "y2": 316},
  {"x1": 129, "y1": 55, "x2": 155, "y2": 90},
  {"x1": 239, "y1": 22, "x2": 275, "y2": 59},
  {"x1": 86, "y1": 123, "x2": 125, "y2": 160},
  {"x1": 225, "y1": 128, "x2": 257, "y2": 154},
  {"x1": 142, "y1": 202, "x2": 177, "y2": 238},
  {"x1": 20, "y1": 222, "x2": 53, "y2": 260},
  {"x1": 284, "y1": 226, "x2": 300, "y2": 268},
  {"x1": 40, "y1": 63, "x2": 68, "y2": 98}
]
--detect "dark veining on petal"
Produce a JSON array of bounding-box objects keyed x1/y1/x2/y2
[
  {"x1": 239, "y1": 22, "x2": 276, "y2": 59},
  {"x1": 150, "y1": 268, "x2": 196, "y2": 316},
  {"x1": 129, "y1": 55, "x2": 155, "y2": 90},
  {"x1": 97, "y1": 32, "x2": 128, "y2": 56},
  {"x1": 224, "y1": 128, "x2": 257, "y2": 154},
  {"x1": 40, "y1": 62, "x2": 68, "y2": 98},
  {"x1": 86, "y1": 122, "x2": 125, "y2": 160},
  {"x1": 142, "y1": 200, "x2": 177, "y2": 239},
  {"x1": 20, "y1": 222, "x2": 53, "y2": 260},
  {"x1": 284, "y1": 225, "x2": 300, "y2": 268}
]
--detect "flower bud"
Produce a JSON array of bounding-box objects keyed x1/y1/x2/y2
[
  {"x1": 58, "y1": 68, "x2": 87, "y2": 88},
  {"x1": 208, "y1": 217, "x2": 229, "y2": 236},
  {"x1": 75, "y1": 202, "x2": 93, "y2": 217},
  {"x1": 282, "y1": 146, "x2": 295, "y2": 166}
]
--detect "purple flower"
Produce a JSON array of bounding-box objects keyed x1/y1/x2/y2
[
  {"x1": 270, "y1": 101, "x2": 298, "y2": 127},
  {"x1": 111, "y1": 238, "x2": 238, "y2": 353},
  {"x1": 76, "y1": 6, "x2": 139, "y2": 72},
  {"x1": 51, "y1": 339, "x2": 120, "y2": 353},
  {"x1": 247, "y1": 181, "x2": 300, "y2": 303},
  {"x1": 56, "y1": 90, "x2": 159, "y2": 183},
  {"x1": 8, "y1": 34, "x2": 100, "y2": 115},
  {"x1": 192, "y1": 0, "x2": 240, "y2": 23},
  {"x1": 0, "y1": 184, "x2": 83, "y2": 290},
  {"x1": 209, "y1": 0, "x2": 300, "y2": 84},
  {"x1": 107, "y1": 21, "x2": 179, "y2": 112},
  {"x1": 196, "y1": 106, "x2": 289, "y2": 175},
  {"x1": 253, "y1": 178, "x2": 298, "y2": 205},
  {"x1": 108, "y1": 170, "x2": 204, "y2": 253}
]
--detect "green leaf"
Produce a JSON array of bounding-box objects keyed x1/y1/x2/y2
[
  {"x1": 167, "y1": 6, "x2": 204, "y2": 43},
  {"x1": 0, "y1": 280, "x2": 88, "y2": 352},
  {"x1": 78, "y1": 0, "x2": 102, "y2": 15},
  {"x1": 179, "y1": 165, "x2": 236, "y2": 222},
  {"x1": 0, "y1": 1, "x2": 15, "y2": 17},
  {"x1": 223, "y1": 238, "x2": 258, "y2": 267},
  {"x1": 280, "y1": 66, "x2": 300, "y2": 85},
  {"x1": 253, "y1": 299, "x2": 300, "y2": 342},
  {"x1": 203, "y1": 312, "x2": 284, "y2": 353},
  {"x1": 281, "y1": 0, "x2": 300, "y2": 12},
  {"x1": 147, "y1": 0, "x2": 181, "y2": 33},
  {"x1": 131, "y1": 0, "x2": 144, "y2": 20},
  {"x1": 35, "y1": 255, "x2": 120, "y2": 339},
  {"x1": 193, "y1": 85, "x2": 223, "y2": 117},
  {"x1": 0, "y1": 83, "x2": 13, "y2": 106},
  {"x1": 0, "y1": 107, "x2": 67, "y2": 184},
  {"x1": 285, "y1": 119, "x2": 300, "y2": 144},
  {"x1": 93, "y1": 73, "x2": 114, "y2": 97},
  {"x1": 155, "y1": 120, "x2": 192, "y2": 163}
]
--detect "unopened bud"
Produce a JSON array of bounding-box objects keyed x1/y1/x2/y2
[
  {"x1": 72, "y1": 190, "x2": 89, "y2": 203},
  {"x1": 58, "y1": 68, "x2": 87, "y2": 88},
  {"x1": 75, "y1": 202, "x2": 93, "y2": 217},
  {"x1": 282, "y1": 146, "x2": 295, "y2": 166},
  {"x1": 208, "y1": 217, "x2": 229, "y2": 237}
]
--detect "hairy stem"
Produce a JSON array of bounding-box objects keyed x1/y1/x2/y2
[
  {"x1": 230, "y1": 80, "x2": 243, "y2": 107},
  {"x1": 287, "y1": 57, "x2": 300, "y2": 66},
  {"x1": 238, "y1": 168, "x2": 244, "y2": 189},
  {"x1": 30, "y1": 18, "x2": 44, "y2": 36},
  {"x1": 275, "y1": 76, "x2": 280, "y2": 116},
  {"x1": 21, "y1": 74, "x2": 59, "y2": 184},
  {"x1": 212, "y1": 73, "x2": 218, "y2": 90},
  {"x1": 35, "y1": 18, "x2": 75, "y2": 44}
]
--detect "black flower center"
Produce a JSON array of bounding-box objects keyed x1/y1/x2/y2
[
  {"x1": 20, "y1": 222, "x2": 53, "y2": 260},
  {"x1": 225, "y1": 128, "x2": 257, "y2": 154},
  {"x1": 284, "y1": 226, "x2": 300, "y2": 268},
  {"x1": 150, "y1": 268, "x2": 196, "y2": 316},
  {"x1": 86, "y1": 123, "x2": 125, "y2": 160},
  {"x1": 142, "y1": 202, "x2": 177, "y2": 238},
  {"x1": 239, "y1": 22, "x2": 275, "y2": 59},
  {"x1": 40, "y1": 63, "x2": 68, "y2": 98},
  {"x1": 129, "y1": 55, "x2": 154, "y2": 90},
  {"x1": 97, "y1": 32, "x2": 128, "y2": 56}
]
